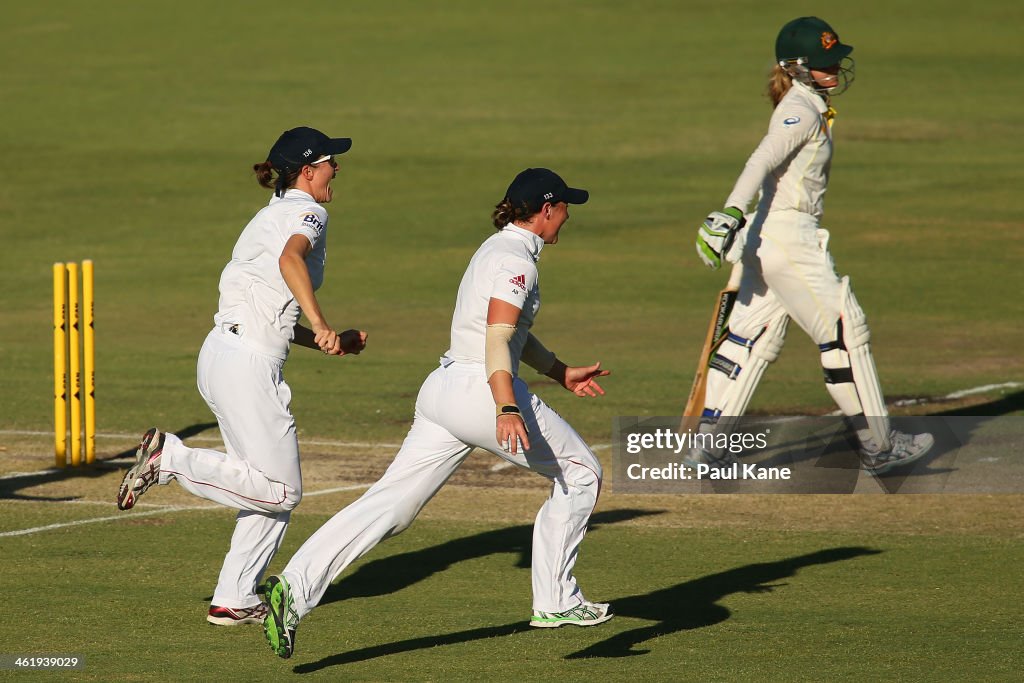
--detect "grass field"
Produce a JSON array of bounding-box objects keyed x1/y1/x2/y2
[
  {"x1": 1, "y1": 1, "x2": 1022, "y2": 681},
  {"x1": 3, "y1": 440, "x2": 1023, "y2": 681}
]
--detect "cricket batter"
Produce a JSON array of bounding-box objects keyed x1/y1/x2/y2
[
  {"x1": 693, "y1": 17, "x2": 933, "y2": 473},
  {"x1": 263, "y1": 168, "x2": 612, "y2": 659},
  {"x1": 117, "y1": 126, "x2": 367, "y2": 626}
]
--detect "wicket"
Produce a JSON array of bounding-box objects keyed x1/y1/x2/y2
[{"x1": 53, "y1": 261, "x2": 96, "y2": 467}]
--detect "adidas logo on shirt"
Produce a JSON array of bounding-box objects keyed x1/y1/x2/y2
[{"x1": 509, "y1": 274, "x2": 527, "y2": 290}]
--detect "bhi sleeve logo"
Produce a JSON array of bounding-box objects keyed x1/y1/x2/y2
[{"x1": 301, "y1": 213, "x2": 325, "y2": 236}]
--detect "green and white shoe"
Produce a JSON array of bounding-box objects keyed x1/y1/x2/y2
[
  {"x1": 530, "y1": 601, "x2": 614, "y2": 628},
  {"x1": 263, "y1": 575, "x2": 299, "y2": 658}
]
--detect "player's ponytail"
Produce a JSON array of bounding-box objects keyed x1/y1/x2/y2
[
  {"x1": 253, "y1": 161, "x2": 302, "y2": 197},
  {"x1": 767, "y1": 64, "x2": 793, "y2": 108},
  {"x1": 492, "y1": 199, "x2": 534, "y2": 230},
  {"x1": 253, "y1": 161, "x2": 275, "y2": 189}
]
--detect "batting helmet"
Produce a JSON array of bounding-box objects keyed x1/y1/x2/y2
[{"x1": 775, "y1": 17, "x2": 853, "y2": 69}]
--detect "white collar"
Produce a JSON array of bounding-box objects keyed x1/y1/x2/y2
[
  {"x1": 501, "y1": 223, "x2": 545, "y2": 261},
  {"x1": 270, "y1": 188, "x2": 316, "y2": 205},
  {"x1": 790, "y1": 79, "x2": 829, "y2": 113}
]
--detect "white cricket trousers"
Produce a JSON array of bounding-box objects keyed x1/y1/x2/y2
[
  {"x1": 159, "y1": 328, "x2": 303, "y2": 609},
  {"x1": 281, "y1": 360, "x2": 603, "y2": 619},
  {"x1": 704, "y1": 209, "x2": 880, "y2": 422},
  {"x1": 733, "y1": 209, "x2": 843, "y2": 344}
]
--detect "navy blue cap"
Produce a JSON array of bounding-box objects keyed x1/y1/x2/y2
[
  {"x1": 267, "y1": 127, "x2": 352, "y2": 173},
  {"x1": 506, "y1": 168, "x2": 589, "y2": 213}
]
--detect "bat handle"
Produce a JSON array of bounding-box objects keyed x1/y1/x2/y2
[{"x1": 726, "y1": 261, "x2": 743, "y2": 290}]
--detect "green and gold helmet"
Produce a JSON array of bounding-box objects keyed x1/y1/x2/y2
[
  {"x1": 776, "y1": 16, "x2": 852, "y2": 68},
  {"x1": 775, "y1": 17, "x2": 855, "y2": 96}
]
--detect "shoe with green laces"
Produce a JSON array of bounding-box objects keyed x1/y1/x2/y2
[
  {"x1": 530, "y1": 601, "x2": 614, "y2": 628},
  {"x1": 263, "y1": 575, "x2": 299, "y2": 658}
]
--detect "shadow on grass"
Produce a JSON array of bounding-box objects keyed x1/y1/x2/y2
[
  {"x1": 929, "y1": 390, "x2": 1024, "y2": 417},
  {"x1": 566, "y1": 546, "x2": 881, "y2": 659},
  {"x1": 758, "y1": 419, "x2": 959, "y2": 487},
  {"x1": 750, "y1": 391, "x2": 1024, "y2": 489},
  {"x1": 873, "y1": 390, "x2": 1024, "y2": 478},
  {"x1": 870, "y1": 391, "x2": 1024, "y2": 485},
  {"x1": 319, "y1": 508, "x2": 665, "y2": 605},
  {"x1": 294, "y1": 544, "x2": 879, "y2": 673},
  {"x1": 0, "y1": 422, "x2": 217, "y2": 501}
]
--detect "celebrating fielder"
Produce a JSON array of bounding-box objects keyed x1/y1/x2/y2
[
  {"x1": 692, "y1": 17, "x2": 933, "y2": 473},
  {"x1": 116, "y1": 126, "x2": 367, "y2": 626},
  {"x1": 263, "y1": 168, "x2": 612, "y2": 659}
]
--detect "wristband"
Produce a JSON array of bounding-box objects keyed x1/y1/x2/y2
[{"x1": 496, "y1": 403, "x2": 521, "y2": 417}]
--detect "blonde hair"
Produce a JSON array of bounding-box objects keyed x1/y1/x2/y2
[{"x1": 767, "y1": 64, "x2": 793, "y2": 108}]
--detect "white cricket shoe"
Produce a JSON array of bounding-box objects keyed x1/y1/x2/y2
[
  {"x1": 207, "y1": 603, "x2": 268, "y2": 626},
  {"x1": 530, "y1": 601, "x2": 614, "y2": 628},
  {"x1": 682, "y1": 447, "x2": 736, "y2": 470},
  {"x1": 859, "y1": 430, "x2": 934, "y2": 475},
  {"x1": 117, "y1": 427, "x2": 165, "y2": 510}
]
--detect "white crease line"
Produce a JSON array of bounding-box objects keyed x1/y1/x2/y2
[
  {"x1": 938, "y1": 381, "x2": 1021, "y2": 400},
  {"x1": 890, "y1": 381, "x2": 1022, "y2": 407},
  {"x1": 1, "y1": 498, "x2": 173, "y2": 508},
  {"x1": 304, "y1": 484, "x2": 372, "y2": 498},
  {"x1": 0, "y1": 484, "x2": 371, "y2": 538},
  {"x1": 0, "y1": 505, "x2": 216, "y2": 537},
  {"x1": 4, "y1": 431, "x2": 612, "y2": 453},
  {"x1": 814, "y1": 382, "x2": 1024, "y2": 415},
  {"x1": 0, "y1": 429, "x2": 404, "y2": 450}
]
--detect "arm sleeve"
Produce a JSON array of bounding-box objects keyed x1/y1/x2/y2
[
  {"x1": 485, "y1": 323, "x2": 517, "y2": 381},
  {"x1": 724, "y1": 106, "x2": 817, "y2": 212},
  {"x1": 521, "y1": 333, "x2": 557, "y2": 374},
  {"x1": 289, "y1": 206, "x2": 329, "y2": 249},
  {"x1": 489, "y1": 258, "x2": 538, "y2": 309}
]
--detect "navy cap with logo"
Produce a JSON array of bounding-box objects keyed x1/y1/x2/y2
[
  {"x1": 267, "y1": 126, "x2": 352, "y2": 174},
  {"x1": 505, "y1": 168, "x2": 589, "y2": 214}
]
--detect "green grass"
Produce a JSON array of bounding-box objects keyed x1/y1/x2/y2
[
  {"x1": 2, "y1": 504, "x2": 1021, "y2": 681},
  {"x1": 1, "y1": 1, "x2": 1023, "y2": 681},
  {"x1": 1, "y1": 0, "x2": 1021, "y2": 444}
]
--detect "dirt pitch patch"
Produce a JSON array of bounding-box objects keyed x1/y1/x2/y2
[{"x1": 3, "y1": 432, "x2": 1022, "y2": 540}]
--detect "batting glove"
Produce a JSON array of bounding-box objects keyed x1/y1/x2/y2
[{"x1": 696, "y1": 207, "x2": 745, "y2": 269}]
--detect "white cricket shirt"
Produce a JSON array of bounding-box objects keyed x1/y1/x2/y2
[
  {"x1": 725, "y1": 79, "x2": 834, "y2": 219},
  {"x1": 213, "y1": 189, "x2": 328, "y2": 360},
  {"x1": 444, "y1": 224, "x2": 543, "y2": 375}
]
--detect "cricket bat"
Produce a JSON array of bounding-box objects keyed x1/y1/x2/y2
[{"x1": 680, "y1": 262, "x2": 743, "y2": 434}]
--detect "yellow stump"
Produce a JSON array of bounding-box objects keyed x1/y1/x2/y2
[
  {"x1": 67, "y1": 262, "x2": 81, "y2": 467},
  {"x1": 53, "y1": 263, "x2": 68, "y2": 467},
  {"x1": 82, "y1": 260, "x2": 96, "y2": 464}
]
